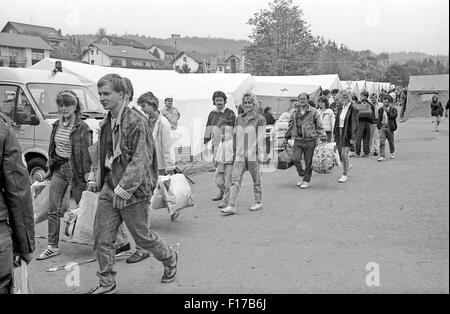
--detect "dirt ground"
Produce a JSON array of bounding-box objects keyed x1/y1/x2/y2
[{"x1": 28, "y1": 117, "x2": 449, "y2": 294}]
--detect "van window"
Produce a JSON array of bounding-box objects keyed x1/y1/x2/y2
[
  {"x1": 27, "y1": 84, "x2": 104, "y2": 118},
  {"x1": 0, "y1": 85, "x2": 17, "y2": 120},
  {"x1": 0, "y1": 85, "x2": 38, "y2": 125}
]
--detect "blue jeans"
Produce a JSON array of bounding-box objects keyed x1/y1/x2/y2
[
  {"x1": 93, "y1": 184, "x2": 174, "y2": 287},
  {"x1": 48, "y1": 163, "x2": 84, "y2": 247},
  {"x1": 226, "y1": 159, "x2": 262, "y2": 207}
]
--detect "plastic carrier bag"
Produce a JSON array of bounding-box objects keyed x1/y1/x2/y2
[
  {"x1": 71, "y1": 191, "x2": 99, "y2": 245},
  {"x1": 312, "y1": 142, "x2": 338, "y2": 174},
  {"x1": 12, "y1": 260, "x2": 34, "y2": 294},
  {"x1": 150, "y1": 174, "x2": 194, "y2": 220},
  {"x1": 31, "y1": 180, "x2": 72, "y2": 225}
]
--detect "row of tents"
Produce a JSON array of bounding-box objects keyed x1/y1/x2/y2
[{"x1": 29, "y1": 58, "x2": 448, "y2": 156}]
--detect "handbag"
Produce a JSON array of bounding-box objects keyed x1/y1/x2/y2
[{"x1": 277, "y1": 141, "x2": 294, "y2": 170}]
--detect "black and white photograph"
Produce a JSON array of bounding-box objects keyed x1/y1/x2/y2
[{"x1": 0, "y1": 0, "x2": 448, "y2": 301}]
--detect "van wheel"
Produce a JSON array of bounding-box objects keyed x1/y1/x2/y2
[{"x1": 28, "y1": 157, "x2": 47, "y2": 183}]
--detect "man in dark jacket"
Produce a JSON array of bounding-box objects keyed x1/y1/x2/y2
[
  {"x1": 377, "y1": 95, "x2": 398, "y2": 162},
  {"x1": 354, "y1": 91, "x2": 375, "y2": 157},
  {"x1": 204, "y1": 91, "x2": 236, "y2": 201},
  {"x1": 0, "y1": 112, "x2": 35, "y2": 294}
]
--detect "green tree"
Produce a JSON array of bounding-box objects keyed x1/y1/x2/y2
[
  {"x1": 244, "y1": 0, "x2": 319, "y2": 75},
  {"x1": 96, "y1": 27, "x2": 107, "y2": 37}
]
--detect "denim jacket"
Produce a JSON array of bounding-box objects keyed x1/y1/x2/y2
[
  {"x1": 49, "y1": 115, "x2": 92, "y2": 185},
  {"x1": 288, "y1": 105, "x2": 325, "y2": 141},
  {"x1": 96, "y1": 106, "x2": 158, "y2": 203}
]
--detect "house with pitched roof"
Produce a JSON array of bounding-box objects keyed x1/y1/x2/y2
[
  {"x1": 172, "y1": 51, "x2": 211, "y2": 73},
  {"x1": 81, "y1": 43, "x2": 159, "y2": 68},
  {"x1": 0, "y1": 33, "x2": 53, "y2": 67},
  {"x1": 148, "y1": 44, "x2": 180, "y2": 61},
  {"x1": 94, "y1": 36, "x2": 148, "y2": 50},
  {"x1": 1, "y1": 21, "x2": 65, "y2": 48}
]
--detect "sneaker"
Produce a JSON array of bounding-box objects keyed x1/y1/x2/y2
[
  {"x1": 36, "y1": 246, "x2": 60, "y2": 260},
  {"x1": 338, "y1": 175, "x2": 348, "y2": 183},
  {"x1": 126, "y1": 249, "x2": 150, "y2": 264},
  {"x1": 87, "y1": 283, "x2": 117, "y2": 294},
  {"x1": 377, "y1": 157, "x2": 386, "y2": 162},
  {"x1": 161, "y1": 251, "x2": 178, "y2": 283},
  {"x1": 349, "y1": 152, "x2": 357, "y2": 158},
  {"x1": 297, "y1": 179, "x2": 303, "y2": 187},
  {"x1": 250, "y1": 203, "x2": 263, "y2": 211},
  {"x1": 373, "y1": 152, "x2": 379, "y2": 157},
  {"x1": 390, "y1": 154, "x2": 395, "y2": 159},
  {"x1": 170, "y1": 210, "x2": 180, "y2": 221},
  {"x1": 221, "y1": 206, "x2": 237, "y2": 215},
  {"x1": 115, "y1": 242, "x2": 131, "y2": 255},
  {"x1": 218, "y1": 202, "x2": 227, "y2": 209},
  {"x1": 300, "y1": 182, "x2": 310, "y2": 189}
]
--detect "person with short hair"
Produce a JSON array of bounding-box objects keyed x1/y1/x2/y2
[
  {"x1": 286, "y1": 92, "x2": 326, "y2": 189},
  {"x1": 215, "y1": 125, "x2": 235, "y2": 210},
  {"x1": 377, "y1": 95, "x2": 398, "y2": 162},
  {"x1": 0, "y1": 113, "x2": 35, "y2": 294},
  {"x1": 317, "y1": 96, "x2": 335, "y2": 142},
  {"x1": 431, "y1": 95, "x2": 444, "y2": 132},
  {"x1": 370, "y1": 93, "x2": 383, "y2": 156},
  {"x1": 36, "y1": 90, "x2": 93, "y2": 260},
  {"x1": 221, "y1": 92, "x2": 266, "y2": 215},
  {"x1": 263, "y1": 107, "x2": 276, "y2": 125},
  {"x1": 161, "y1": 95, "x2": 181, "y2": 130},
  {"x1": 330, "y1": 89, "x2": 340, "y2": 115},
  {"x1": 86, "y1": 74, "x2": 178, "y2": 294},
  {"x1": 333, "y1": 90, "x2": 358, "y2": 183},
  {"x1": 354, "y1": 91, "x2": 375, "y2": 157},
  {"x1": 204, "y1": 91, "x2": 236, "y2": 202}
]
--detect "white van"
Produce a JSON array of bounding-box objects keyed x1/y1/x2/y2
[{"x1": 0, "y1": 67, "x2": 105, "y2": 182}]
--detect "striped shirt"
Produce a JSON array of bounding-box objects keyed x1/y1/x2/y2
[{"x1": 54, "y1": 119, "x2": 73, "y2": 159}]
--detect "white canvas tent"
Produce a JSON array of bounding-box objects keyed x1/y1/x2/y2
[
  {"x1": 251, "y1": 82, "x2": 322, "y2": 117},
  {"x1": 406, "y1": 74, "x2": 449, "y2": 117},
  {"x1": 30, "y1": 58, "x2": 255, "y2": 156},
  {"x1": 254, "y1": 74, "x2": 342, "y2": 91},
  {"x1": 341, "y1": 81, "x2": 360, "y2": 95}
]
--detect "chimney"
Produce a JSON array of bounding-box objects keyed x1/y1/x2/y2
[{"x1": 58, "y1": 29, "x2": 62, "y2": 37}]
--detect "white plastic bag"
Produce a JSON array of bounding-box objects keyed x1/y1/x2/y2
[
  {"x1": 71, "y1": 191, "x2": 98, "y2": 245},
  {"x1": 150, "y1": 174, "x2": 194, "y2": 218},
  {"x1": 13, "y1": 261, "x2": 34, "y2": 294}
]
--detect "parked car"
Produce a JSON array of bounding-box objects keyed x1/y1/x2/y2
[{"x1": 0, "y1": 67, "x2": 105, "y2": 182}]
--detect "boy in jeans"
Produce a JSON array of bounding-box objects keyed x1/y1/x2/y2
[
  {"x1": 377, "y1": 95, "x2": 398, "y2": 162},
  {"x1": 215, "y1": 126, "x2": 234, "y2": 209}
]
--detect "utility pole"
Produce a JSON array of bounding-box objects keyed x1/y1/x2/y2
[{"x1": 28, "y1": 11, "x2": 34, "y2": 24}]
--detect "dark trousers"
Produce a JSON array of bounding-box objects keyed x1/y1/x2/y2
[
  {"x1": 379, "y1": 127, "x2": 395, "y2": 157},
  {"x1": 356, "y1": 120, "x2": 371, "y2": 156},
  {"x1": 0, "y1": 222, "x2": 13, "y2": 294},
  {"x1": 293, "y1": 138, "x2": 316, "y2": 183}
]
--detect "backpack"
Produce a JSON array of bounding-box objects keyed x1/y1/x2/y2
[{"x1": 354, "y1": 101, "x2": 373, "y2": 120}]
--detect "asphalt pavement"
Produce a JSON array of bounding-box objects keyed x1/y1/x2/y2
[{"x1": 28, "y1": 117, "x2": 449, "y2": 294}]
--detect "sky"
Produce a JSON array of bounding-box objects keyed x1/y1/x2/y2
[{"x1": 0, "y1": 0, "x2": 448, "y2": 55}]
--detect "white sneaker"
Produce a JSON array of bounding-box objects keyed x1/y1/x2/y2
[
  {"x1": 250, "y1": 203, "x2": 263, "y2": 211},
  {"x1": 297, "y1": 179, "x2": 303, "y2": 187},
  {"x1": 338, "y1": 175, "x2": 348, "y2": 183},
  {"x1": 221, "y1": 206, "x2": 237, "y2": 215},
  {"x1": 377, "y1": 157, "x2": 386, "y2": 162},
  {"x1": 300, "y1": 182, "x2": 310, "y2": 189},
  {"x1": 36, "y1": 246, "x2": 60, "y2": 260},
  {"x1": 390, "y1": 154, "x2": 395, "y2": 159}
]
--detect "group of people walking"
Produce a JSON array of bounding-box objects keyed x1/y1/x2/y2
[{"x1": 1, "y1": 70, "x2": 445, "y2": 294}]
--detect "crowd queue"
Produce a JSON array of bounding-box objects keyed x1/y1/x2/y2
[{"x1": 0, "y1": 73, "x2": 446, "y2": 294}]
